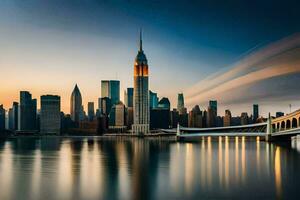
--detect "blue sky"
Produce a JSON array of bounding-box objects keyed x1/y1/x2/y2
[{"x1": 1, "y1": 0, "x2": 300, "y2": 115}]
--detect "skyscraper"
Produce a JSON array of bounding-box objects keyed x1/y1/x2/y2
[
  {"x1": 40, "y1": 95, "x2": 61, "y2": 134},
  {"x1": 0, "y1": 105, "x2": 5, "y2": 131},
  {"x1": 101, "y1": 80, "x2": 110, "y2": 98},
  {"x1": 223, "y1": 109, "x2": 232, "y2": 127},
  {"x1": 88, "y1": 102, "x2": 95, "y2": 121},
  {"x1": 101, "y1": 80, "x2": 120, "y2": 105},
  {"x1": 207, "y1": 100, "x2": 217, "y2": 127},
  {"x1": 253, "y1": 104, "x2": 259, "y2": 123},
  {"x1": 12, "y1": 102, "x2": 18, "y2": 130},
  {"x1": 110, "y1": 80, "x2": 120, "y2": 105},
  {"x1": 149, "y1": 90, "x2": 158, "y2": 109},
  {"x1": 124, "y1": 88, "x2": 134, "y2": 107},
  {"x1": 132, "y1": 30, "x2": 149, "y2": 135},
  {"x1": 18, "y1": 91, "x2": 37, "y2": 132},
  {"x1": 177, "y1": 93, "x2": 187, "y2": 114},
  {"x1": 70, "y1": 84, "x2": 83, "y2": 123},
  {"x1": 98, "y1": 97, "x2": 112, "y2": 116}
]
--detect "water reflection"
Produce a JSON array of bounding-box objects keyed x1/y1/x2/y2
[{"x1": 0, "y1": 137, "x2": 299, "y2": 199}]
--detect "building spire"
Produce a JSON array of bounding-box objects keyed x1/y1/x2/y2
[{"x1": 139, "y1": 28, "x2": 143, "y2": 51}]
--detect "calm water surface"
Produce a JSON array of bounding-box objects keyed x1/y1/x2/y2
[{"x1": 0, "y1": 136, "x2": 300, "y2": 200}]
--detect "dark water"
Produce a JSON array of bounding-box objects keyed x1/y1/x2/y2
[{"x1": 0, "y1": 136, "x2": 300, "y2": 200}]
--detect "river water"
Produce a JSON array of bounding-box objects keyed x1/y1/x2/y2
[{"x1": 0, "y1": 136, "x2": 300, "y2": 200}]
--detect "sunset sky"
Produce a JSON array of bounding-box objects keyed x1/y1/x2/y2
[{"x1": 1, "y1": 0, "x2": 300, "y2": 116}]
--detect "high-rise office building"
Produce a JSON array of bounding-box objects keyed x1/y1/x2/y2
[
  {"x1": 99, "y1": 97, "x2": 112, "y2": 116},
  {"x1": 8, "y1": 108, "x2": 13, "y2": 130},
  {"x1": 124, "y1": 88, "x2": 134, "y2": 107},
  {"x1": 0, "y1": 105, "x2": 5, "y2": 131},
  {"x1": 149, "y1": 91, "x2": 158, "y2": 109},
  {"x1": 177, "y1": 93, "x2": 187, "y2": 114},
  {"x1": 207, "y1": 100, "x2": 217, "y2": 127},
  {"x1": 132, "y1": 30, "x2": 149, "y2": 135},
  {"x1": 115, "y1": 102, "x2": 125, "y2": 127},
  {"x1": 70, "y1": 84, "x2": 83, "y2": 123},
  {"x1": 188, "y1": 105, "x2": 202, "y2": 128},
  {"x1": 101, "y1": 80, "x2": 120, "y2": 105},
  {"x1": 18, "y1": 91, "x2": 37, "y2": 132},
  {"x1": 110, "y1": 80, "x2": 120, "y2": 105},
  {"x1": 11, "y1": 102, "x2": 18, "y2": 130},
  {"x1": 158, "y1": 97, "x2": 171, "y2": 110},
  {"x1": 88, "y1": 102, "x2": 95, "y2": 121},
  {"x1": 101, "y1": 80, "x2": 110, "y2": 98},
  {"x1": 253, "y1": 104, "x2": 259, "y2": 123},
  {"x1": 223, "y1": 109, "x2": 232, "y2": 127},
  {"x1": 40, "y1": 95, "x2": 61, "y2": 134},
  {"x1": 241, "y1": 112, "x2": 249, "y2": 125}
]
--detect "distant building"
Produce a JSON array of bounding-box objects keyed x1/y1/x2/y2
[
  {"x1": 8, "y1": 108, "x2": 13, "y2": 130},
  {"x1": 70, "y1": 84, "x2": 83, "y2": 123},
  {"x1": 98, "y1": 97, "x2": 112, "y2": 116},
  {"x1": 177, "y1": 93, "x2": 187, "y2": 115},
  {"x1": 18, "y1": 91, "x2": 37, "y2": 132},
  {"x1": 101, "y1": 80, "x2": 110, "y2": 98},
  {"x1": 87, "y1": 102, "x2": 95, "y2": 121},
  {"x1": 126, "y1": 107, "x2": 134, "y2": 128},
  {"x1": 0, "y1": 105, "x2": 5, "y2": 131},
  {"x1": 158, "y1": 97, "x2": 170, "y2": 110},
  {"x1": 101, "y1": 80, "x2": 120, "y2": 105},
  {"x1": 241, "y1": 112, "x2": 249, "y2": 125},
  {"x1": 124, "y1": 88, "x2": 134, "y2": 107},
  {"x1": 132, "y1": 30, "x2": 150, "y2": 135},
  {"x1": 171, "y1": 109, "x2": 179, "y2": 128},
  {"x1": 149, "y1": 91, "x2": 158, "y2": 109},
  {"x1": 109, "y1": 102, "x2": 126, "y2": 131},
  {"x1": 40, "y1": 95, "x2": 61, "y2": 134},
  {"x1": 223, "y1": 109, "x2": 232, "y2": 127},
  {"x1": 207, "y1": 100, "x2": 217, "y2": 127},
  {"x1": 9, "y1": 102, "x2": 19, "y2": 130},
  {"x1": 276, "y1": 112, "x2": 284, "y2": 118},
  {"x1": 253, "y1": 104, "x2": 259, "y2": 123},
  {"x1": 188, "y1": 105, "x2": 202, "y2": 128}
]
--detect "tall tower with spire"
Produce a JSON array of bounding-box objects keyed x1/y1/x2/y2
[
  {"x1": 132, "y1": 30, "x2": 150, "y2": 135},
  {"x1": 70, "y1": 84, "x2": 83, "y2": 123}
]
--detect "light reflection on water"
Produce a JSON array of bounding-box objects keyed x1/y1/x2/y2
[{"x1": 0, "y1": 137, "x2": 300, "y2": 200}]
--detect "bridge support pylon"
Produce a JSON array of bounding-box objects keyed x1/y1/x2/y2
[{"x1": 265, "y1": 113, "x2": 272, "y2": 142}]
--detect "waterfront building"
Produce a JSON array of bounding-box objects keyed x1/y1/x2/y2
[
  {"x1": 158, "y1": 97, "x2": 171, "y2": 110},
  {"x1": 223, "y1": 109, "x2": 232, "y2": 127},
  {"x1": 40, "y1": 95, "x2": 61, "y2": 134},
  {"x1": 70, "y1": 84, "x2": 83, "y2": 123},
  {"x1": 8, "y1": 108, "x2": 13, "y2": 130},
  {"x1": 149, "y1": 91, "x2": 158, "y2": 109},
  {"x1": 241, "y1": 112, "x2": 249, "y2": 125},
  {"x1": 150, "y1": 108, "x2": 170, "y2": 129},
  {"x1": 0, "y1": 105, "x2": 5, "y2": 131},
  {"x1": 88, "y1": 102, "x2": 95, "y2": 121},
  {"x1": 124, "y1": 88, "x2": 134, "y2": 108},
  {"x1": 18, "y1": 91, "x2": 37, "y2": 131},
  {"x1": 99, "y1": 97, "x2": 112, "y2": 116},
  {"x1": 101, "y1": 80, "x2": 120, "y2": 105},
  {"x1": 207, "y1": 100, "x2": 217, "y2": 127},
  {"x1": 115, "y1": 102, "x2": 126, "y2": 126},
  {"x1": 126, "y1": 107, "x2": 134, "y2": 128},
  {"x1": 132, "y1": 30, "x2": 150, "y2": 135},
  {"x1": 177, "y1": 93, "x2": 187, "y2": 115},
  {"x1": 188, "y1": 105, "x2": 202, "y2": 128},
  {"x1": 12, "y1": 102, "x2": 19, "y2": 130},
  {"x1": 253, "y1": 104, "x2": 259, "y2": 123},
  {"x1": 171, "y1": 109, "x2": 179, "y2": 128}
]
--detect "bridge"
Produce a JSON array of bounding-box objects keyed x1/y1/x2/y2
[{"x1": 161, "y1": 109, "x2": 300, "y2": 141}]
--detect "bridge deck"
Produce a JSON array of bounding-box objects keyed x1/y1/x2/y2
[{"x1": 179, "y1": 132, "x2": 265, "y2": 137}]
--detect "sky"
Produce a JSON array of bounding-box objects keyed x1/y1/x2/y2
[{"x1": 1, "y1": 0, "x2": 300, "y2": 116}]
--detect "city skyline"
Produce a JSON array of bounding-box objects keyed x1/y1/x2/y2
[{"x1": 1, "y1": 1, "x2": 300, "y2": 116}]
